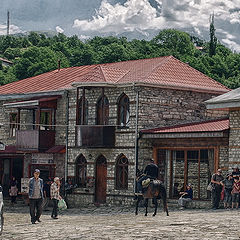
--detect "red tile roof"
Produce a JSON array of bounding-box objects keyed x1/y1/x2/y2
[
  {"x1": 0, "y1": 56, "x2": 229, "y2": 95},
  {"x1": 141, "y1": 118, "x2": 229, "y2": 134}
]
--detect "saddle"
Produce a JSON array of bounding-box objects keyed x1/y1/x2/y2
[
  {"x1": 142, "y1": 178, "x2": 162, "y2": 189},
  {"x1": 142, "y1": 178, "x2": 151, "y2": 188}
]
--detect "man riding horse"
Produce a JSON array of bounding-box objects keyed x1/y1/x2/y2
[
  {"x1": 135, "y1": 159, "x2": 169, "y2": 216},
  {"x1": 136, "y1": 159, "x2": 159, "y2": 195}
]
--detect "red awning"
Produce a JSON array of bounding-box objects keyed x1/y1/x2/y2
[{"x1": 45, "y1": 145, "x2": 66, "y2": 153}]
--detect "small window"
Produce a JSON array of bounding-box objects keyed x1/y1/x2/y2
[
  {"x1": 116, "y1": 154, "x2": 128, "y2": 190},
  {"x1": 96, "y1": 95, "x2": 109, "y2": 125},
  {"x1": 76, "y1": 155, "x2": 87, "y2": 187},
  {"x1": 117, "y1": 94, "x2": 130, "y2": 127},
  {"x1": 40, "y1": 109, "x2": 54, "y2": 130},
  {"x1": 10, "y1": 113, "x2": 18, "y2": 137}
]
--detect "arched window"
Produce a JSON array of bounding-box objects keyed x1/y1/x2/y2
[
  {"x1": 96, "y1": 95, "x2": 109, "y2": 125},
  {"x1": 115, "y1": 154, "x2": 128, "y2": 190},
  {"x1": 77, "y1": 97, "x2": 88, "y2": 125},
  {"x1": 76, "y1": 154, "x2": 87, "y2": 187},
  {"x1": 117, "y1": 93, "x2": 130, "y2": 127}
]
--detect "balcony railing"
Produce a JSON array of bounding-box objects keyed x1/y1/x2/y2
[
  {"x1": 16, "y1": 130, "x2": 55, "y2": 151},
  {"x1": 75, "y1": 125, "x2": 115, "y2": 147}
]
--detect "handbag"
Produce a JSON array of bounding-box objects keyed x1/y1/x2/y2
[
  {"x1": 207, "y1": 182, "x2": 213, "y2": 191},
  {"x1": 58, "y1": 199, "x2": 67, "y2": 211}
]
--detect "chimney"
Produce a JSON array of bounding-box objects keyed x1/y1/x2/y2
[{"x1": 58, "y1": 59, "x2": 61, "y2": 72}]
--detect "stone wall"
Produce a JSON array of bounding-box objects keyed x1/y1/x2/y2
[
  {"x1": 66, "y1": 85, "x2": 227, "y2": 206},
  {"x1": 228, "y1": 110, "x2": 240, "y2": 170}
]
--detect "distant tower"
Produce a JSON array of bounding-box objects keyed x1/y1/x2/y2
[{"x1": 7, "y1": 10, "x2": 10, "y2": 35}]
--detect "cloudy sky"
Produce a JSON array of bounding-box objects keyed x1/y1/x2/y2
[{"x1": 1, "y1": 0, "x2": 240, "y2": 51}]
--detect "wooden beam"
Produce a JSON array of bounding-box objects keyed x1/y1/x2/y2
[
  {"x1": 76, "y1": 87, "x2": 80, "y2": 125},
  {"x1": 81, "y1": 87, "x2": 85, "y2": 125},
  {"x1": 198, "y1": 150, "x2": 200, "y2": 199},
  {"x1": 184, "y1": 150, "x2": 188, "y2": 191},
  {"x1": 153, "y1": 147, "x2": 158, "y2": 164},
  {"x1": 169, "y1": 150, "x2": 173, "y2": 198},
  {"x1": 17, "y1": 108, "x2": 20, "y2": 130},
  {"x1": 214, "y1": 147, "x2": 219, "y2": 172}
]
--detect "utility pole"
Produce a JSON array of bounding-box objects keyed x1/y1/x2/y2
[{"x1": 7, "y1": 11, "x2": 10, "y2": 35}]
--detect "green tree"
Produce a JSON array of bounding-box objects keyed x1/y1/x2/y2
[
  {"x1": 152, "y1": 29, "x2": 195, "y2": 56},
  {"x1": 209, "y1": 14, "x2": 217, "y2": 57}
]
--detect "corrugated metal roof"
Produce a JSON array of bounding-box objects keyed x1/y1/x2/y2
[
  {"x1": 141, "y1": 118, "x2": 229, "y2": 134},
  {"x1": 0, "y1": 56, "x2": 229, "y2": 95}
]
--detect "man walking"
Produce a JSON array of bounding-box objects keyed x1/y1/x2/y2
[
  {"x1": 50, "y1": 177, "x2": 62, "y2": 219},
  {"x1": 28, "y1": 169, "x2": 44, "y2": 224}
]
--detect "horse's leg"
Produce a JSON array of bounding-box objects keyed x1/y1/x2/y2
[
  {"x1": 144, "y1": 199, "x2": 148, "y2": 216},
  {"x1": 162, "y1": 193, "x2": 169, "y2": 216},
  {"x1": 159, "y1": 185, "x2": 169, "y2": 216},
  {"x1": 165, "y1": 203, "x2": 169, "y2": 216},
  {"x1": 153, "y1": 197, "x2": 158, "y2": 216},
  {"x1": 135, "y1": 197, "x2": 140, "y2": 215}
]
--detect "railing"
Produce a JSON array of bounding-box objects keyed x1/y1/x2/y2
[
  {"x1": 16, "y1": 130, "x2": 55, "y2": 151},
  {"x1": 75, "y1": 125, "x2": 115, "y2": 147}
]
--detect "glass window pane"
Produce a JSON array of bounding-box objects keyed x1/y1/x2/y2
[
  {"x1": 172, "y1": 150, "x2": 185, "y2": 197},
  {"x1": 187, "y1": 150, "x2": 199, "y2": 199}
]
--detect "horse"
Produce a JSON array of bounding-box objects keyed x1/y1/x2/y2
[{"x1": 135, "y1": 179, "x2": 169, "y2": 217}]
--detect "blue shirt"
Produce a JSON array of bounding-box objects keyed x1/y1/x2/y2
[{"x1": 183, "y1": 188, "x2": 193, "y2": 199}]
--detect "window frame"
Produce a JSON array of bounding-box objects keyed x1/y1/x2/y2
[
  {"x1": 117, "y1": 93, "x2": 130, "y2": 128},
  {"x1": 76, "y1": 154, "x2": 87, "y2": 188},
  {"x1": 115, "y1": 154, "x2": 128, "y2": 190},
  {"x1": 9, "y1": 112, "x2": 18, "y2": 137}
]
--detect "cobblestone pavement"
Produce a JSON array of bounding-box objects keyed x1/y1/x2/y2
[{"x1": 2, "y1": 205, "x2": 240, "y2": 240}]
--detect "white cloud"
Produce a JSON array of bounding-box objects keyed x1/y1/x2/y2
[
  {"x1": 222, "y1": 38, "x2": 240, "y2": 52},
  {"x1": 56, "y1": 26, "x2": 64, "y2": 33},
  {"x1": 0, "y1": 24, "x2": 23, "y2": 35},
  {"x1": 72, "y1": 0, "x2": 240, "y2": 51}
]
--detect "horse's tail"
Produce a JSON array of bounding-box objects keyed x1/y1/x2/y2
[{"x1": 159, "y1": 184, "x2": 169, "y2": 216}]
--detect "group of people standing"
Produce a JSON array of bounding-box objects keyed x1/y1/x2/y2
[
  {"x1": 211, "y1": 167, "x2": 240, "y2": 210},
  {"x1": 28, "y1": 169, "x2": 62, "y2": 224}
]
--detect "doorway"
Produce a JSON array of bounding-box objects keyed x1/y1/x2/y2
[{"x1": 95, "y1": 155, "x2": 107, "y2": 204}]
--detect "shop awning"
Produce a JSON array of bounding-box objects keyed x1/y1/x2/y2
[
  {"x1": 3, "y1": 96, "x2": 61, "y2": 109},
  {"x1": 45, "y1": 145, "x2": 66, "y2": 153}
]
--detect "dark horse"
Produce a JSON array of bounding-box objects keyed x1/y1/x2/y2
[{"x1": 135, "y1": 179, "x2": 169, "y2": 217}]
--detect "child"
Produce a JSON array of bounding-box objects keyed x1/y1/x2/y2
[{"x1": 231, "y1": 177, "x2": 240, "y2": 209}]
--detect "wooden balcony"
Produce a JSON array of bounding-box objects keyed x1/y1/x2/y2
[
  {"x1": 75, "y1": 126, "x2": 115, "y2": 147},
  {"x1": 16, "y1": 130, "x2": 55, "y2": 151}
]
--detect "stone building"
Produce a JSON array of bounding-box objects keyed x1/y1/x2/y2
[
  {"x1": 205, "y1": 87, "x2": 240, "y2": 172},
  {"x1": 0, "y1": 56, "x2": 229, "y2": 204}
]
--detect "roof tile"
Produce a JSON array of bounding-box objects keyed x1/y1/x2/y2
[
  {"x1": 141, "y1": 118, "x2": 229, "y2": 134},
  {"x1": 0, "y1": 56, "x2": 229, "y2": 95}
]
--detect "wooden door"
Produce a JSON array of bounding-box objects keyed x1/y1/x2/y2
[{"x1": 95, "y1": 155, "x2": 107, "y2": 203}]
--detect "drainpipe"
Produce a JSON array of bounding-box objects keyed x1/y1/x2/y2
[
  {"x1": 134, "y1": 85, "x2": 140, "y2": 193},
  {"x1": 64, "y1": 90, "x2": 69, "y2": 197}
]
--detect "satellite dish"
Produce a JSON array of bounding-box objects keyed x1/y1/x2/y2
[{"x1": 0, "y1": 142, "x2": 5, "y2": 151}]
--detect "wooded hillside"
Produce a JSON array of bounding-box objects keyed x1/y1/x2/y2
[{"x1": 0, "y1": 29, "x2": 239, "y2": 89}]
